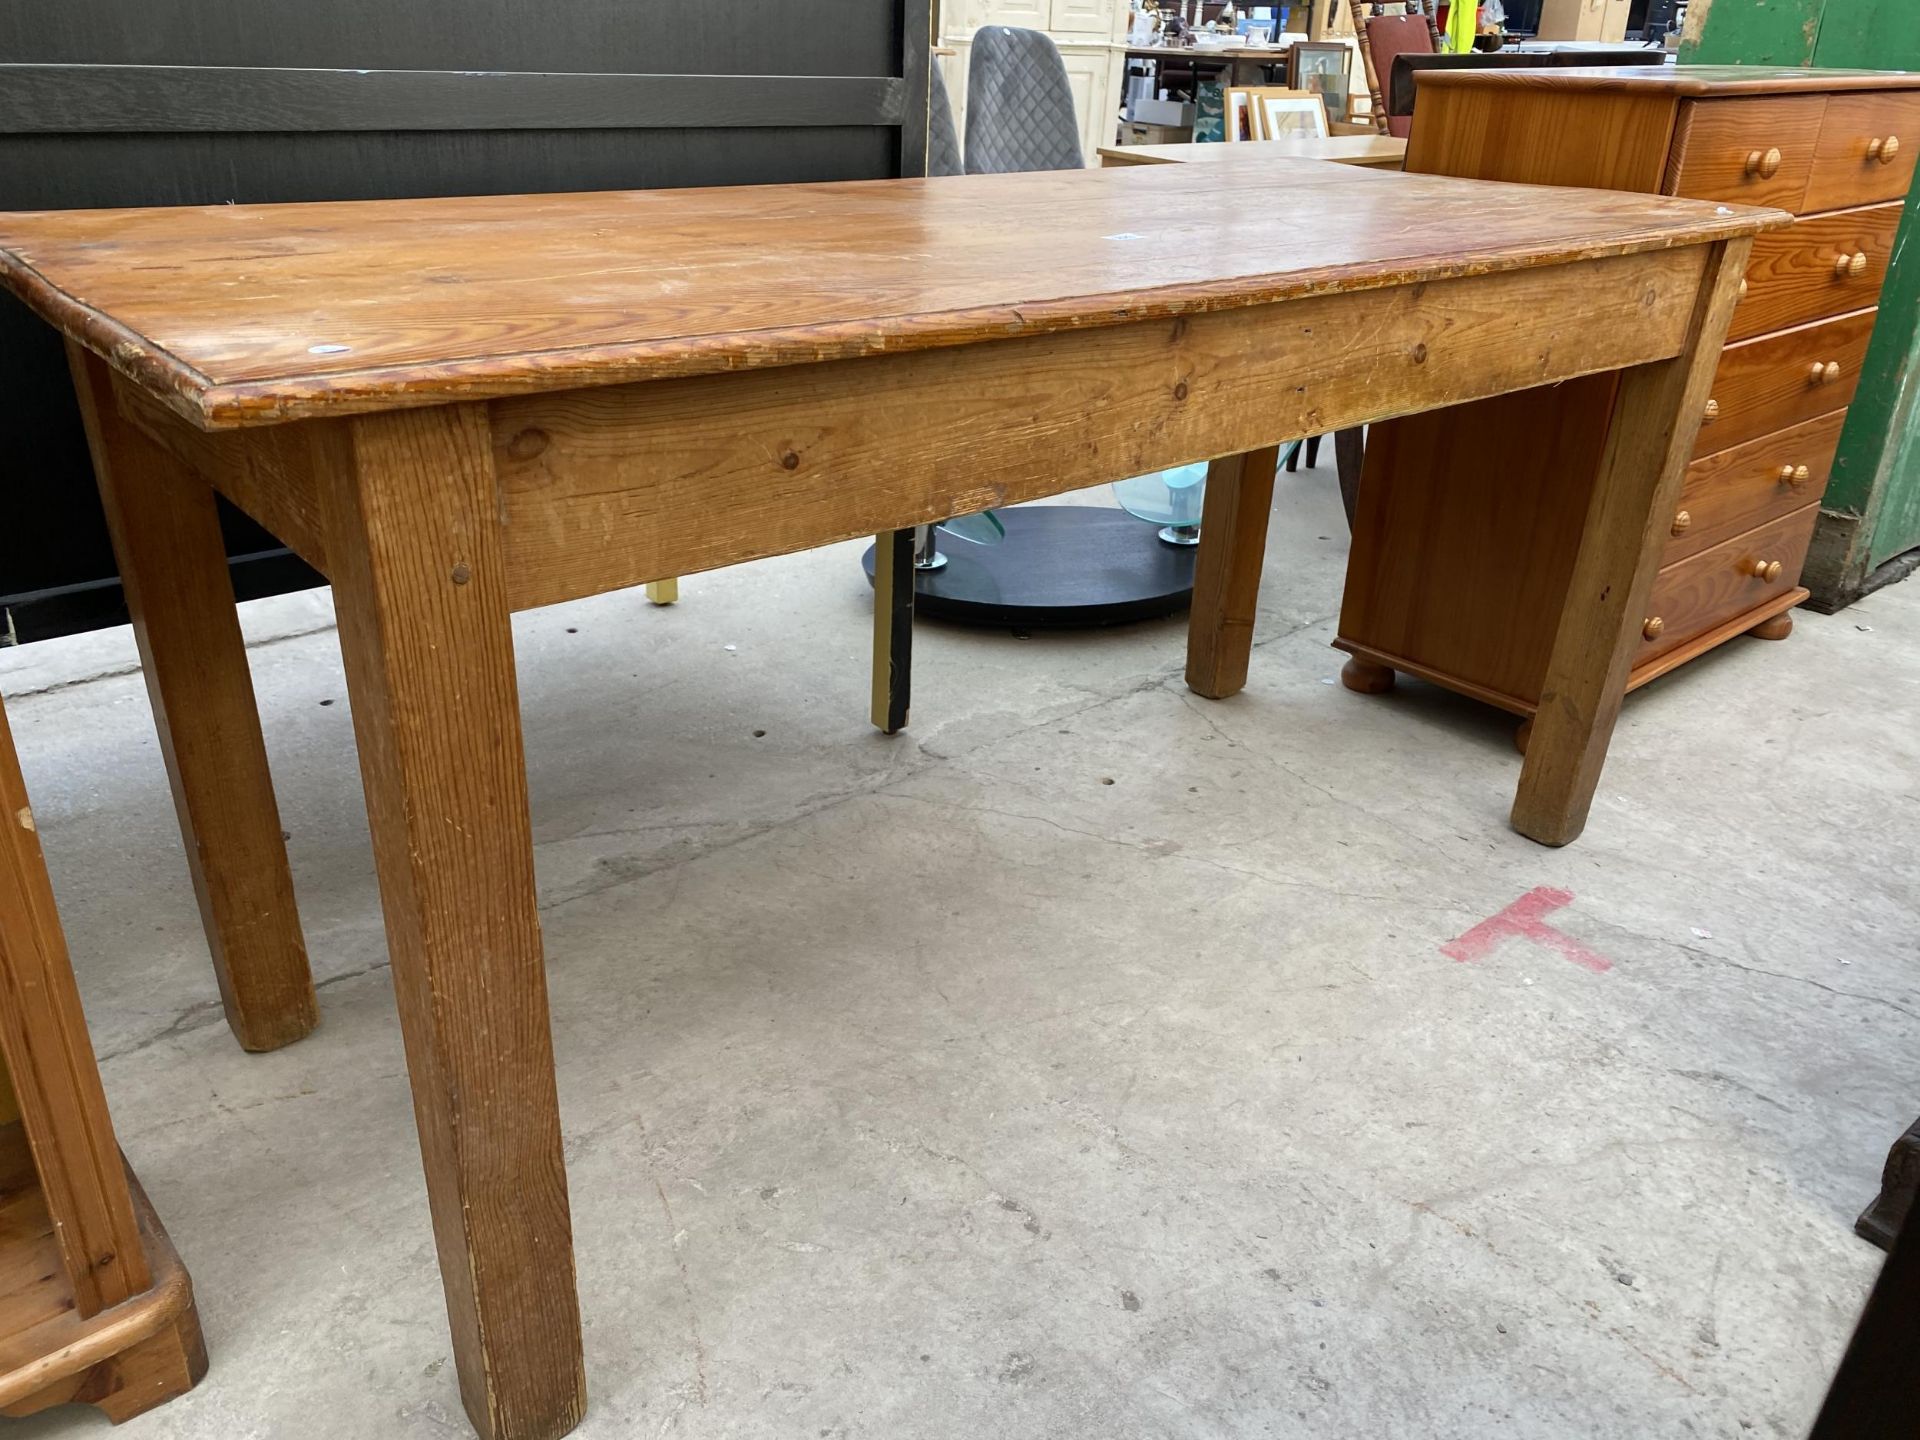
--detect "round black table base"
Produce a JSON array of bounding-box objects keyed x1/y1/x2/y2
[{"x1": 860, "y1": 505, "x2": 1195, "y2": 628}]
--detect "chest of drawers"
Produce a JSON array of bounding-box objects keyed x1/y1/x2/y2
[{"x1": 1335, "y1": 66, "x2": 1920, "y2": 738}]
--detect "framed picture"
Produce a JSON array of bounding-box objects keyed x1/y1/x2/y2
[
  {"x1": 1308, "y1": 73, "x2": 1352, "y2": 123},
  {"x1": 1257, "y1": 91, "x2": 1331, "y2": 139},
  {"x1": 1225, "y1": 87, "x2": 1258, "y2": 142},
  {"x1": 1287, "y1": 40, "x2": 1351, "y2": 92}
]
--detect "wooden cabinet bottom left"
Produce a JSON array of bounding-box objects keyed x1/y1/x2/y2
[{"x1": 0, "y1": 696, "x2": 207, "y2": 1424}]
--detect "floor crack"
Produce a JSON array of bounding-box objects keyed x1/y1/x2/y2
[
  {"x1": 654, "y1": 1178, "x2": 710, "y2": 1408},
  {"x1": 1670, "y1": 942, "x2": 1920, "y2": 1023}
]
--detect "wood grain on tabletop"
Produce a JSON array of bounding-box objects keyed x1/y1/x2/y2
[{"x1": 0, "y1": 157, "x2": 1781, "y2": 427}]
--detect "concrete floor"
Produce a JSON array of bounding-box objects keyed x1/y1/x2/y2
[{"x1": 2, "y1": 462, "x2": 1914, "y2": 1439}]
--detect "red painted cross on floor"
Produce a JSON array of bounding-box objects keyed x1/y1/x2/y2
[{"x1": 1441, "y1": 887, "x2": 1612, "y2": 974}]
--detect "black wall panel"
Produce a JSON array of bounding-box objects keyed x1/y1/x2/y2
[{"x1": 0, "y1": 3, "x2": 931, "y2": 641}]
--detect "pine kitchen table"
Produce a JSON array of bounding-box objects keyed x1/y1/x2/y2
[{"x1": 0, "y1": 155, "x2": 1780, "y2": 1439}]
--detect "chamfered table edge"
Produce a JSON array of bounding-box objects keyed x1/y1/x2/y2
[{"x1": 0, "y1": 213, "x2": 1783, "y2": 432}]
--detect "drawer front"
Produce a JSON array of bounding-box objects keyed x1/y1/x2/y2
[
  {"x1": 1665, "y1": 96, "x2": 1823, "y2": 209},
  {"x1": 1665, "y1": 410, "x2": 1845, "y2": 565},
  {"x1": 1641, "y1": 505, "x2": 1819, "y2": 663},
  {"x1": 1695, "y1": 307, "x2": 1876, "y2": 457},
  {"x1": 1804, "y1": 91, "x2": 1920, "y2": 213},
  {"x1": 1728, "y1": 202, "x2": 1902, "y2": 342}
]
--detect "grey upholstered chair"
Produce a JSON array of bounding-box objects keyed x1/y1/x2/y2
[
  {"x1": 965, "y1": 26, "x2": 1084, "y2": 174},
  {"x1": 929, "y1": 65, "x2": 964, "y2": 178}
]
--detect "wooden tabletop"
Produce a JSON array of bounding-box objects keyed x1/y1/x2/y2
[
  {"x1": 1416, "y1": 64, "x2": 1920, "y2": 97},
  {"x1": 1100, "y1": 135, "x2": 1406, "y2": 167},
  {"x1": 0, "y1": 156, "x2": 1780, "y2": 429}
]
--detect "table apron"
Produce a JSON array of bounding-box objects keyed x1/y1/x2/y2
[
  {"x1": 116, "y1": 243, "x2": 1711, "y2": 613},
  {"x1": 492, "y1": 246, "x2": 1708, "y2": 611}
]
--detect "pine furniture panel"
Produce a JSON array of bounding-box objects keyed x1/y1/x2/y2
[
  {"x1": 1339, "y1": 66, "x2": 1920, "y2": 739},
  {"x1": 0, "y1": 152, "x2": 1771, "y2": 1436}
]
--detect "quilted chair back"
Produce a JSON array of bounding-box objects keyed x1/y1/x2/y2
[
  {"x1": 965, "y1": 26, "x2": 1085, "y2": 174},
  {"x1": 928, "y1": 64, "x2": 964, "y2": 177}
]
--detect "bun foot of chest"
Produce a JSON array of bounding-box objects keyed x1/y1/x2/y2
[
  {"x1": 1749, "y1": 610, "x2": 1794, "y2": 641},
  {"x1": 1514, "y1": 718, "x2": 1533, "y2": 756},
  {"x1": 1340, "y1": 656, "x2": 1395, "y2": 694}
]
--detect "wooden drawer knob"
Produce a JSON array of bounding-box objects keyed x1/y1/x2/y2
[
  {"x1": 1671, "y1": 509, "x2": 1692, "y2": 534},
  {"x1": 1738, "y1": 277, "x2": 1750, "y2": 299},
  {"x1": 1642, "y1": 617, "x2": 1665, "y2": 641},
  {"x1": 1778, "y1": 463, "x2": 1811, "y2": 487},
  {"x1": 1745, "y1": 558, "x2": 1783, "y2": 583},
  {"x1": 1746, "y1": 146, "x2": 1783, "y2": 178},
  {"x1": 1703, "y1": 397, "x2": 1720, "y2": 421},
  {"x1": 1851, "y1": 251, "x2": 1869, "y2": 276},
  {"x1": 1834, "y1": 251, "x2": 1869, "y2": 278},
  {"x1": 1809, "y1": 360, "x2": 1841, "y2": 385},
  {"x1": 1868, "y1": 135, "x2": 1902, "y2": 164}
]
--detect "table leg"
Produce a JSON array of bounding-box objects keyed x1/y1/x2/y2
[
  {"x1": 1186, "y1": 445, "x2": 1281, "y2": 700},
  {"x1": 1511, "y1": 238, "x2": 1751, "y2": 847},
  {"x1": 870, "y1": 528, "x2": 914, "y2": 734},
  {"x1": 312, "y1": 405, "x2": 586, "y2": 1440},
  {"x1": 67, "y1": 347, "x2": 317, "y2": 1053}
]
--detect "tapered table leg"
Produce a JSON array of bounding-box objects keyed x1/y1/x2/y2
[
  {"x1": 312, "y1": 404, "x2": 586, "y2": 1440},
  {"x1": 1511, "y1": 238, "x2": 1751, "y2": 847},
  {"x1": 1186, "y1": 446, "x2": 1282, "y2": 700},
  {"x1": 68, "y1": 346, "x2": 317, "y2": 1053}
]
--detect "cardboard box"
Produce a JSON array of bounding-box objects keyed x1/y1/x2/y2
[
  {"x1": 1127, "y1": 96, "x2": 1196, "y2": 127},
  {"x1": 1536, "y1": 0, "x2": 1632, "y2": 41},
  {"x1": 1119, "y1": 120, "x2": 1194, "y2": 145}
]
